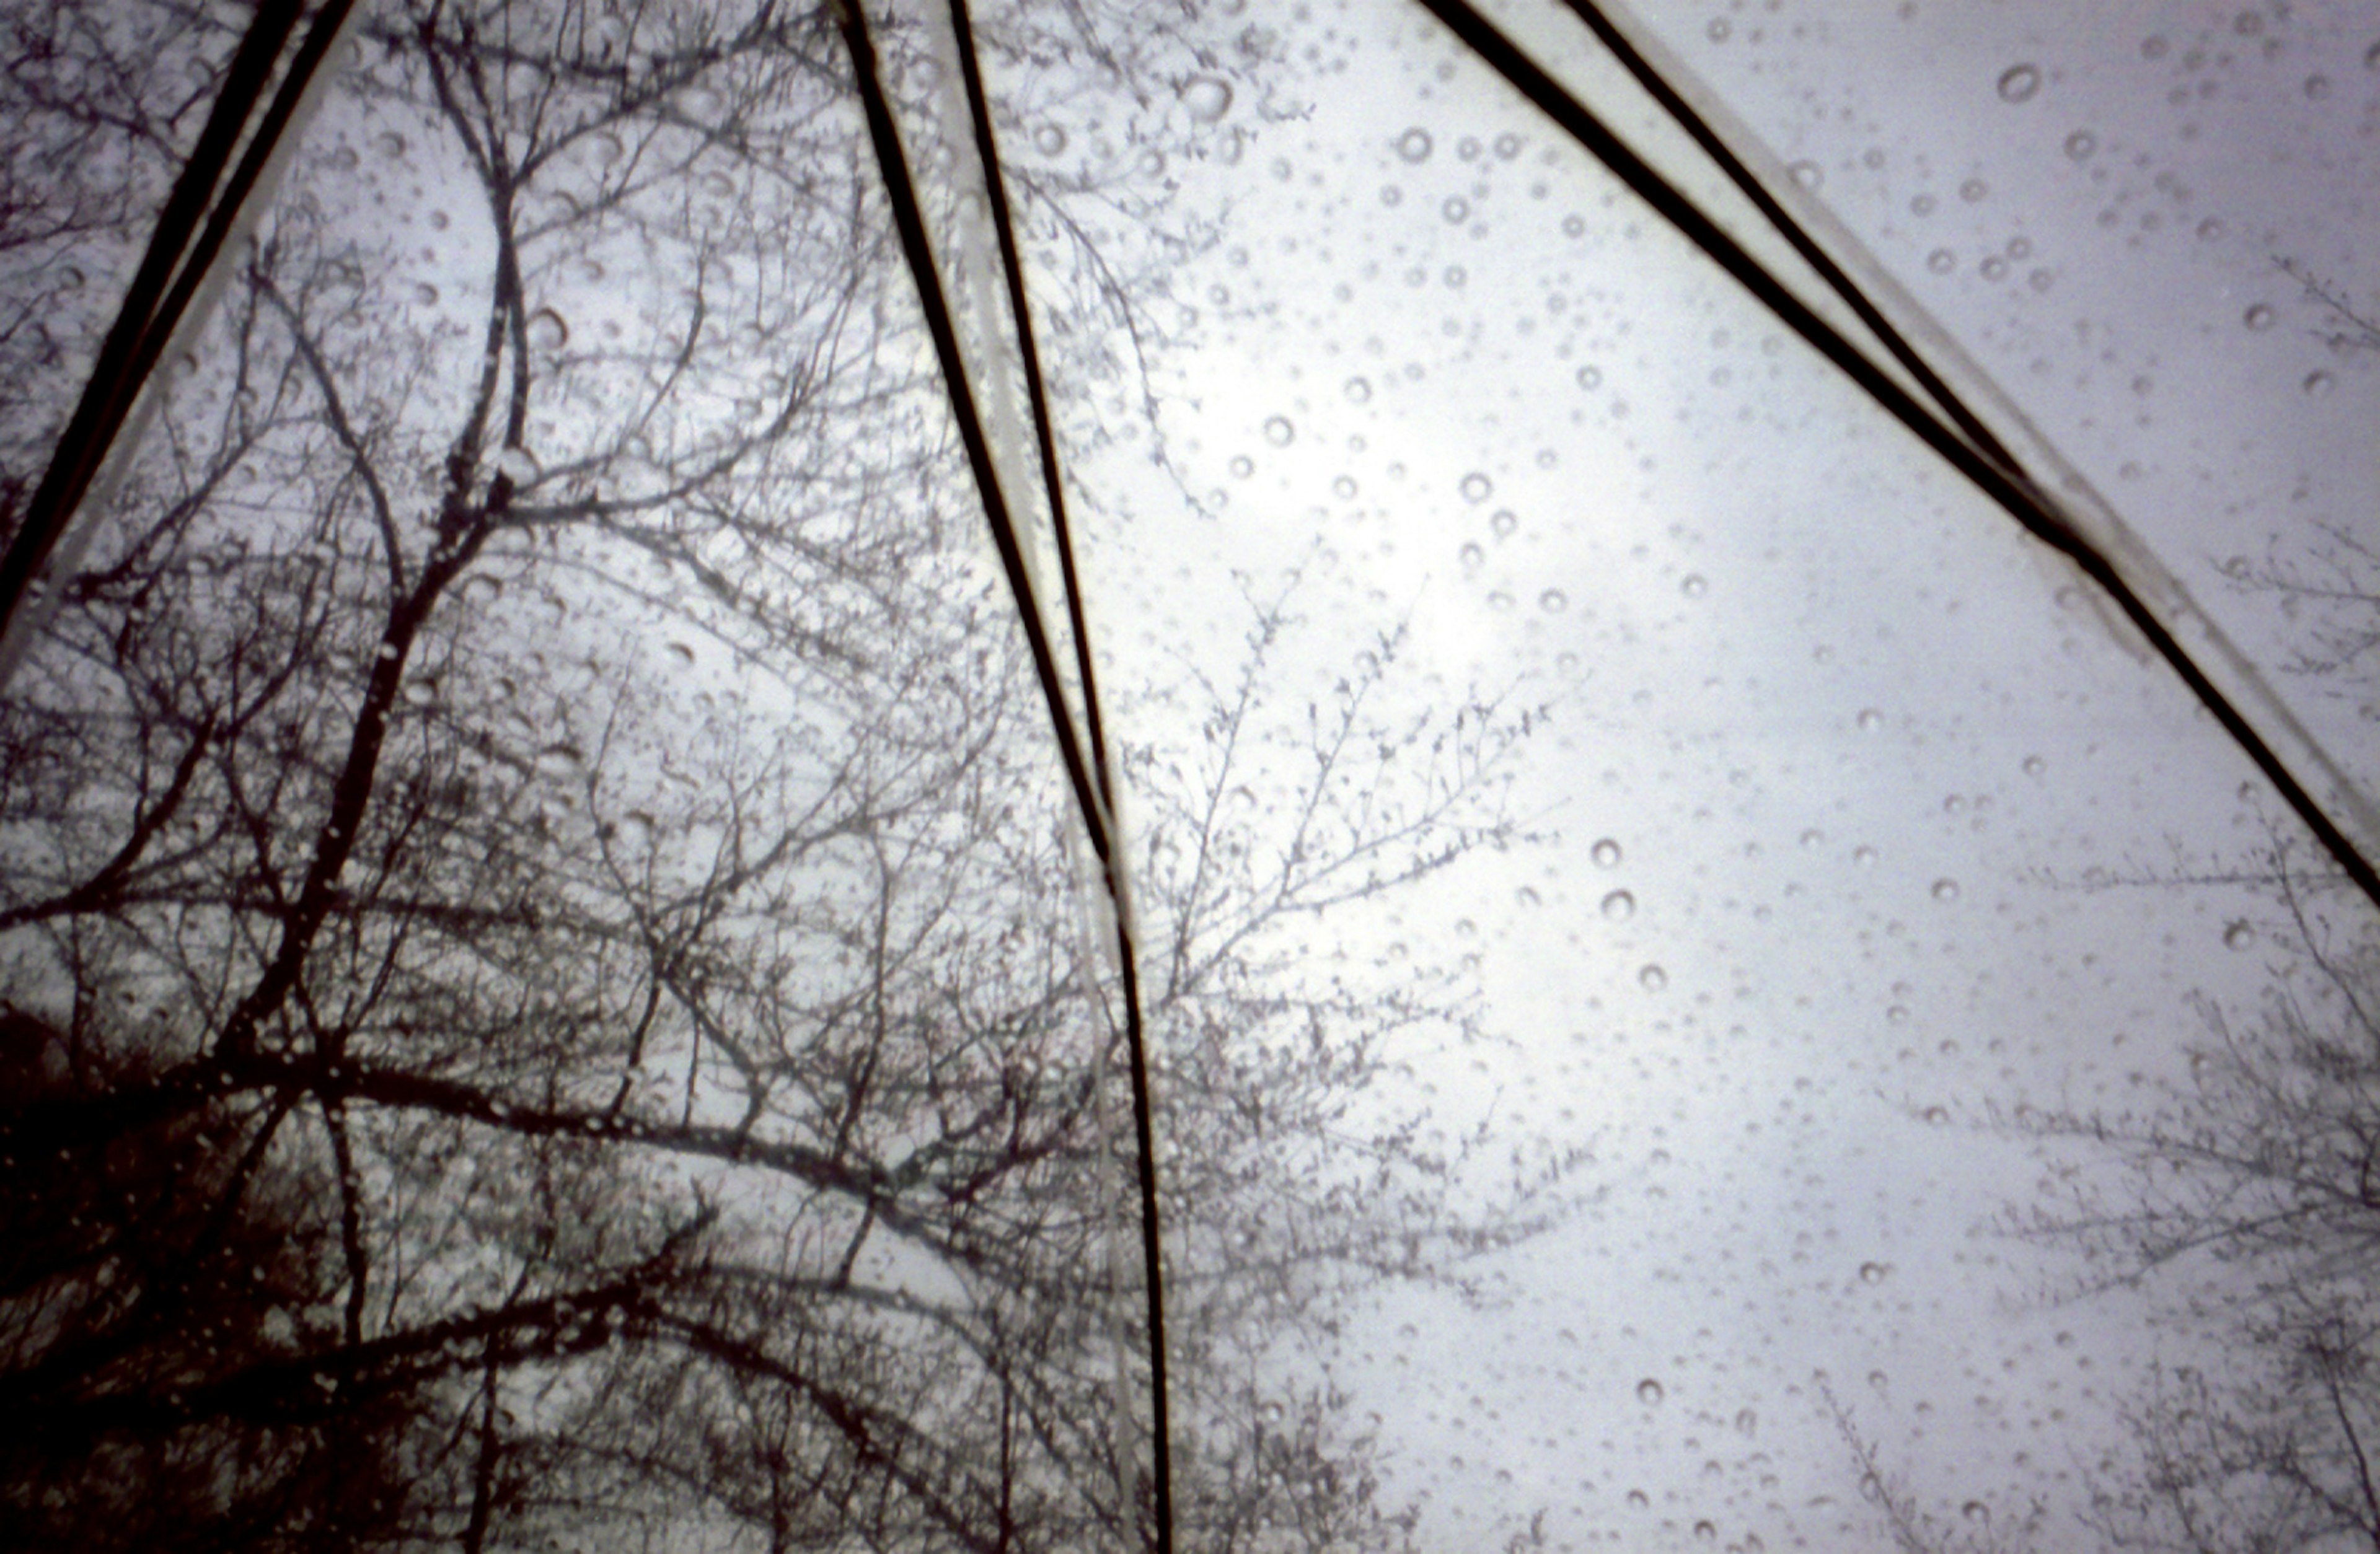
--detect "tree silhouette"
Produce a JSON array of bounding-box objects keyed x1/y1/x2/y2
[{"x1": 0, "y1": 2, "x2": 1572, "y2": 1549}]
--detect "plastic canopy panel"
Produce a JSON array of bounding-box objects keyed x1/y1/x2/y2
[{"x1": 0, "y1": 1, "x2": 2374, "y2": 1552}]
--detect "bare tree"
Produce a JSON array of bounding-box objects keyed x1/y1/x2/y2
[{"x1": 0, "y1": 2, "x2": 1572, "y2": 1549}]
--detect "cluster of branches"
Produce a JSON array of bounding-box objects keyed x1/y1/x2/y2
[
  {"x1": 0, "y1": 1, "x2": 1571, "y2": 1550},
  {"x1": 1844, "y1": 849, "x2": 2380, "y2": 1554}
]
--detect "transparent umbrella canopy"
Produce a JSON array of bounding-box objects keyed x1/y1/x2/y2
[{"x1": 0, "y1": 2, "x2": 2373, "y2": 1552}]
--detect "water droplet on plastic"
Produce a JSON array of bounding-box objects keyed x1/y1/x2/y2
[
  {"x1": 1181, "y1": 76, "x2": 1232, "y2": 122},
  {"x1": 1860, "y1": 1261, "x2": 1891, "y2": 1284},
  {"x1": 1932, "y1": 878, "x2": 1961, "y2": 902},
  {"x1": 2022, "y1": 754, "x2": 2046, "y2": 776},
  {"x1": 2198, "y1": 217, "x2": 2226, "y2": 242},
  {"x1": 412, "y1": 282, "x2": 439, "y2": 305},
  {"x1": 1458, "y1": 541, "x2": 1485, "y2": 570},
  {"x1": 1494, "y1": 133, "x2": 1522, "y2": 160},
  {"x1": 1636, "y1": 1378, "x2": 1665, "y2": 1405},
  {"x1": 2305, "y1": 74, "x2": 2331, "y2": 99},
  {"x1": 1592, "y1": 838, "x2": 1622, "y2": 869},
  {"x1": 376, "y1": 129, "x2": 407, "y2": 159},
  {"x1": 1997, "y1": 64, "x2": 2042, "y2": 103},
  {"x1": 1441, "y1": 195, "x2": 1470, "y2": 225},
  {"x1": 526, "y1": 308, "x2": 569, "y2": 351},
  {"x1": 1788, "y1": 160, "x2": 1822, "y2": 190},
  {"x1": 1576, "y1": 365, "x2": 1603, "y2": 391},
  {"x1": 2223, "y1": 920, "x2": 2255, "y2": 950},
  {"x1": 2244, "y1": 304, "x2": 2275, "y2": 331},
  {"x1": 1601, "y1": 889, "x2": 1635, "y2": 921},
  {"x1": 1562, "y1": 214, "x2": 1587, "y2": 238},
  {"x1": 1708, "y1": 18, "x2": 1732, "y2": 42},
  {"x1": 1927, "y1": 248, "x2": 1955, "y2": 274},
  {"x1": 1263, "y1": 415, "x2": 1294, "y2": 447},
  {"x1": 1680, "y1": 573, "x2": 1708, "y2": 598},
  {"x1": 2304, "y1": 371, "x2": 2335, "y2": 398},
  {"x1": 1228, "y1": 455, "x2": 1253, "y2": 478},
  {"x1": 1963, "y1": 1501, "x2": 1991, "y2": 1522},
  {"x1": 1491, "y1": 509, "x2": 1518, "y2": 538},
  {"x1": 1639, "y1": 964, "x2": 1668, "y2": 992},
  {"x1": 2064, "y1": 130, "x2": 2097, "y2": 160},
  {"x1": 1539, "y1": 588, "x2": 1567, "y2": 614},
  {"x1": 496, "y1": 446, "x2": 540, "y2": 483},
  {"x1": 1627, "y1": 1489, "x2": 1650, "y2": 1509},
  {"x1": 1332, "y1": 476, "x2": 1357, "y2": 499},
  {"x1": 1032, "y1": 123, "x2": 1068, "y2": 156},
  {"x1": 1960, "y1": 177, "x2": 1989, "y2": 203},
  {"x1": 1396, "y1": 128, "x2": 1433, "y2": 164},
  {"x1": 1459, "y1": 472, "x2": 1493, "y2": 503},
  {"x1": 1856, "y1": 708, "x2": 1884, "y2": 731},
  {"x1": 1345, "y1": 376, "x2": 1372, "y2": 403}
]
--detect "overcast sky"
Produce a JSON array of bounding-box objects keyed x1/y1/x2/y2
[{"x1": 1056, "y1": 1, "x2": 2380, "y2": 1547}]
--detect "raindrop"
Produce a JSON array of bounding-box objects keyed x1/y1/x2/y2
[
  {"x1": 1639, "y1": 964, "x2": 1668, "y2": 992},
  {"x1": 1181, "y1": 76, "x2": 1232, "y2": 123},
  {"x1": 1228, "y1": 455, "x2": 1253, "y2": 478},
  {"x1": 2304, "y1": 370, "x2": 2335, "y2": 398},
  {"x1": 1459, "y1": 541, "x2": 1486, "y2": 570},
  {"x1": 376, "y1": 129, "x2": 407, "y2": 159},
  {"x1": 1963, "y1": 1502, "x2": 1991, "y2": 1523},
  {"x1": 1539, "y1": 588, "x2": 1568, "y2": 614},
  {"x1": 1395, "y1": 128, "x2": 1433, "y2": 164},
  {"x1": 2006, "y1": 235, "x2": 2032, "y2": 260},
  {"x1": 2223, "y1": 920, "x2": 2255, "y2": 950},
  {"x1": 1592, "y1": 838, "x2": 1623, "y2": 869},
  {"x1": 1576, "y1": 364, "x2": 1603, "y2": 390},
  {"x1": 1856, "y1": 708, "x2": 1884, "y2": 731},
  {"x1": 2064, "y1": 130, "x2": 2097, "y2": 160},
  {"x1": 1980, "y1": 256, "x2": 2008, "y2": 282},
  {"x1": 412, "y1": 282, "x2": 439, "y2": 305},
  {"x1": 1735, "y1": 1408, "x2": 1758, "y2": 1434},
  {"x1": 1263, "y1": 415, "x2": 1294, "y2": 447},
  {"x1": 1960, "y1": 177, "x2": 1989, "y2": 202},
  {"x1": 1494, "y1": 133, "x2": 1522, "y2": 160},
  {"x1": 1601, "y1": 889, "x2": 1635, "y2": 920},
  {"x1": 1910, "y1": 193, "x2": 1936, "y2": 216},
  {"x1": 2143, "y1": 35, "x2": 2171, "y2": 60},
  {"x1": 1032, "y1": 123, "x2": 1068, "y2": 156},
  {"x1": 1927, "y1": 248, "x2": 1956, "y2": 275},
  {"x1": 58, "y1": 265, "x2": 85, "y2": 290},
  {"x1": 1708, "y1": 18, "x2": 1731, "y2": 42},
  {"x1": 2022, "y1": 755, "x2": 2047, "y2": 776},
  {"x1": 1695, "y1": 1521, "x2": 1717, "y2": 1541},
  {"x1": 1459, "y1": 472, "x2": 1493, "y2": 503},
  {"x1": 1332, "y1": 475, "x2": 1357, "y2": 499},
  {"x1": 593, "y1": 131, "x2": 624, "y2": 164},
  {"x1": 1680, "y1": 573, "x2": 1708, "y2": 598},
  {"x1": 2198, "y1": 217, "x2": 2227, "y2": 241},
  {"x1": 495, "y1": 446, "x2": 540, "y2": 484},
  {"x1": 1853, "y1": 845, "x2": 1879, "y2": 867},
  {"x1": 2244, "y1": 304, "x2": 2275, "y2": 331},
  {"x1": 1491, "y1": 509, "x2": 1518, "y2": 538},
  {"x1": 1636, "y1": 1378, "x2": 1665, "y2": 1405},
  {"x1": 526, "y1": 308, "x2": 569, "y2": 351},
  {"x1": 1788, "y1": 160, "x2": 1823, "y2": 190},
  {"x1": 1627, "y1": 1490, "x2": 1651, "y2": 1509},
  {"x1": 1345, "y1": 376, "x2": 1372, "y2": 403},
  {"x1": 1932, "y1": 878, "x2": 1961, "y2": 902},
  {"x1": 1996, "y1": 63, "x2": 2042, "y2": 103},
  {"x1": 2305, "y1": 74, "x2": 2331, "y2": 99},
  {"x1": 1441, "y1": 195, "x2": 1471, "y2": 225},
  {"x1": 1859, "y1": 1261, "x2": 1891, "y2": 1284},
  {"x1": 1562, "y1": 214, "x2": 1587, "y2": 237}
]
